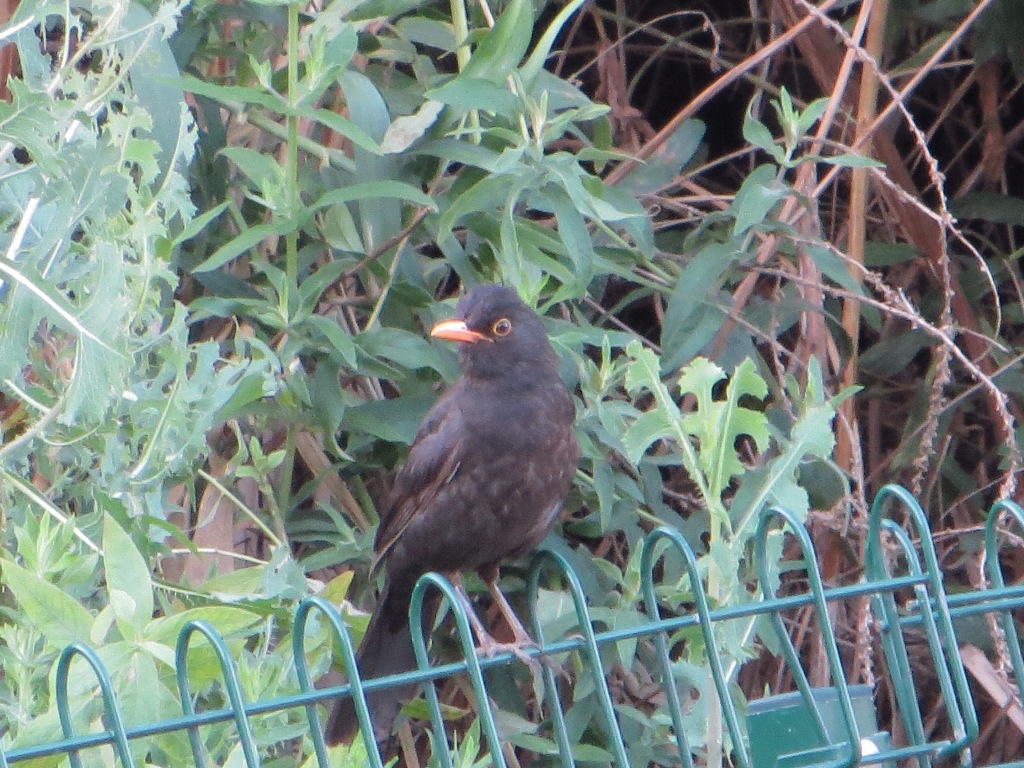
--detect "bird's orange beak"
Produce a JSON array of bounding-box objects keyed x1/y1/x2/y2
[{"x1": 430, "y1": 319, "x2": 491, "y2": 343}]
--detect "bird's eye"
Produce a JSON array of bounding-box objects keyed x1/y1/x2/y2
[{"x1": 492, "y1": 318, "x2": 512, "y2": 337}]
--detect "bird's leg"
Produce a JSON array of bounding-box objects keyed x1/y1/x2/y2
[
  {"x1": 484, "y1": 575, "x2": 536, "y2": 648},
  {"x1": 473, "y1": 566, "x2": 547, "y2": 675},
  {"x1": 482, "y1": 570, "x2": 569, "y2": 680},
  {"x1": 448, "y1": 572, "x2": 495, "y2": 651},
  {"x1": 449, "y1": 571, "x2": 542, "y2": 674}
]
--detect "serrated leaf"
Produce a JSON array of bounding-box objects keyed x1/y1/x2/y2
[
  {"x1": 680, "y1": 358, "x2": 770, "y2": 496},
  {"x1": 621, "y1": 409, "x2": 673, "y2": 465},
  {"x1": 677, "y1": 357, "x2": 727, "y2": 406},
  {"x1": 730, "y1": 386, "x2": 839, "y2": 539}
]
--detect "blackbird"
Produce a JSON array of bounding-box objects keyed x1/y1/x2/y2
[{"x1": 325, "y1": 283, "x2": 579, "y2": 745}]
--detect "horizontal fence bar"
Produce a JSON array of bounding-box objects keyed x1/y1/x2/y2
[
  {"x1": 6, "y1": 484, "x2": 1024, "y2": 766},
  {"x1": 0, "y1": 569, "x2": 985, "y2": 764}
]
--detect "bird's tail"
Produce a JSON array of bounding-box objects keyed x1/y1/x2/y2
[{"x1": 325, "y1": 581, "x2": 438, "y2": 745}]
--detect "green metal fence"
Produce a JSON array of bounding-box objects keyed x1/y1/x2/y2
[{"x1": 7, "y1": 483, "x2": 1024, "y2": 767}]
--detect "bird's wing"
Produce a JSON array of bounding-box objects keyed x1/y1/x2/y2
[{"x1": 370, "y1": 388, "x2": 464, "y2": 574}]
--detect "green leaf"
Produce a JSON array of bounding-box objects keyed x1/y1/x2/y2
[
  {"x1": 112, "y1": 650, "x2": 161, "y2": 730},
  {"x1": 731, "y1": 359, "x2": 841, "y2": 538},
  {"x1": 292, "y1": 105, "x2": 380, "y2": 153},
  {"x1": 191, "y1": 218, "x2": 299, "y2": 273},
  {"x1": 679, "y1": 357, "x2": 769, "y2": 498},
  {"x1": 796, "y1": 97, "x2": 830, "y2": 136},
  {"x1": 859, "y1": 329, "x2": 931, "y2": 375},
  {"x1": 950, "y1": 191, "x2": 1024, "y2": 226},
  {"x1": 144, "y1": 606, "x2": 261, "y2": 649},
  {"x1": 305, "y1": 314, "x2": 358, "y2": 369},
  {"x1": 297, "y1": 261, "x2": 348, "y2": 319},
  {"x1": 396, "y1": 15, "x2": 457, "y2": 50},
  {"x1": 220, "y1": 147, "x2": 285, "y2": 197},
  {"x1": 615, "y1": 119, "x2": 705, "y2": 197},
  {"x1": 621, "y1": 409, "x2": 674, "y2": 466},
  {"x1": 519, "y1": 0, "x2": 590, "y2": 87},
  {"x1": 742, "y1": 107, "x2": 776, "y2": 154},
  {"x1": 661, "y1": 242, "x2": 733, "y2": 365},
  {"x1": 805, "y1": 245, "x2": 865, "y2": 296},
  {"x1": 345, "y1": 396, "x2": 436, "y2": 443},
  {"x1": 816, "y1": 153, "x2": 884, "y2": 168},
  {"x1": 172, "y1": 201, "x2": 230, "y2": 247},
  {"x1": 864, "y1": 241, "x2": 918, "y2": 267},
  {"x1": 179, "y1": 75, "x2": 286, "y2": 112},
  {"x1": 438, "y1": 173, "x2": 515, "y2": 238},
  {"x1": 357, "y1": 327, "x2": 448, "y2": 374},
  {"x1": 2, "y1": 561, "x2": 93, "y2": 649},
  {"x1": 461, "y1": 0, "x2": 532, "y2": 82},
  {"x1": 119, "y1": 1, "x2": 188, "y2": 174},
  {"x1": 336, "y1": 70, "x2": 402, "y2": 253},
  {"x1": 546, "y1": 185, "x2": 595, "y2": 284},
  {"x1": 732, "y1": 163, "x2": 786, "y2": 236},
  {"x1": 309, "y1": 180, "x2": 436, "y2": 211},
  {"x1": 103, "y1": 514, "x2": 154, "y2": 636},
  {"x1": 425, "y1": 76, "x2": 519, "y2": 113}
]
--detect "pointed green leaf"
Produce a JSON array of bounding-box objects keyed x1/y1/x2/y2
[
  {"x1": 309, "y1": 180, "x2": 436, "y2": 211},
  {"x1": 519, "y1": 0, "x2": 590, "y2": 87},
  {"x1": 2, "y1": 561, "x2": 93, "y2": 649},
  {"x1": 103, "y1": 514, "x2": 154, "y2": 634},
  {"x1": 191, "y1": 218, "x2": 298, "y2": 273},
  {"x1": 425, "y1": 76, "x2": 519, "y2": 113},
  {"x1": 462, "y1": 0, "x2": 532, "y2": 82},
  {"x1": 732, "y1": 164, "x2": 786, "y2": 236}
]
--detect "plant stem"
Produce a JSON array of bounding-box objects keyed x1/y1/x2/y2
[
  {"x1": 284, "y1": 2, "x2": 300, "y2": 299},
  {"x1": 277, "y1": 1, "x2": 302, "y2": 523},
  {"x1": 450, "y1": 0, "x2": 481, "y2": 143},
  {"x1": 198, "y1": 468, "x2": 282, "y2": 548}
]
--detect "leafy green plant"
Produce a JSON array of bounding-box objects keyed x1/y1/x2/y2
[
  {"x1": 0, "y1": 0, "x2": 881, "y2": 764},
  {"x1": 0, "y1": 0, "x2": 287, "y2": 759}
]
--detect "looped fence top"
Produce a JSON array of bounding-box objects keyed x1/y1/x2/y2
[{"x1": 5, "y1": 484, "x2": 1024, "y2": 768}]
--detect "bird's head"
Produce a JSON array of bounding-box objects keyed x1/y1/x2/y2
[{"x1": 430, "y1": 284, "x2": 558, "y2": 381}]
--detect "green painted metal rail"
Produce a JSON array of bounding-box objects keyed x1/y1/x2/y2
[{"x1": 5, "y1": 483, "x2": 1024, "y2": 767}]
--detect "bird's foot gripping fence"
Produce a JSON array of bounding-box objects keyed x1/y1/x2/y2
[{"x1": 8, "y1": 484, "x2": 1024, "y2": 768}]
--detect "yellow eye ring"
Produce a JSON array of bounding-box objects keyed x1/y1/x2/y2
[{"x1": 492, "y1": 318, "x2": 512, "y2": 337}]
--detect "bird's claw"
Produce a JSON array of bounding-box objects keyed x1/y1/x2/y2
[
  {"x1": 475, "y1": 638, "x2": 570, "y2": 681},
  {"x1": 476, "y1": 637, "x2": 542, "y2": 673}
]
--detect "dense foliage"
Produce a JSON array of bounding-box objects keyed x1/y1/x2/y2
[{"x1": 1, "y1": 0, "x2": 1023, "y2": 765}]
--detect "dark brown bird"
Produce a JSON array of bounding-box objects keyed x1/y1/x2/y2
[{"x1": 325, "y1": 283, "x2": 579, "y2": 745}]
